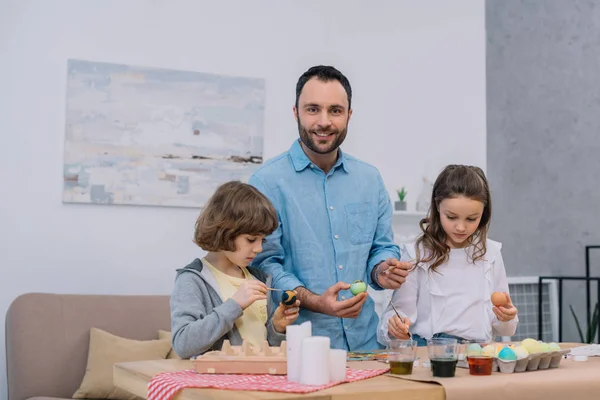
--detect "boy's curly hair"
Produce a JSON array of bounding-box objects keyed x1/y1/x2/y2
[{"x1": 194, "y1": 181, "x2": 278, "y2": 252}]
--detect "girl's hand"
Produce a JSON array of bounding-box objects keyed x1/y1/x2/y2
[
  {"x1": 272, "y1": 300, "x2": 300, "y2": 333},
  {"x1": 388, "y1": 314, "x2": 411, "y2": 339},
  {"x1": 231, "y1": 280, "x2": 267, "y2": 310},
  {"x1": 493, "y1": 292, "x2": 518, "y2": 322}
]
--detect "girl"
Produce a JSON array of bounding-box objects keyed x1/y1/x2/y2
[
  {"x1": 170, "y1": 181, "x2": 300, "y2": 358},
  {"x1": 377, "y1": 165, "x2": 518, "y2": 347}
]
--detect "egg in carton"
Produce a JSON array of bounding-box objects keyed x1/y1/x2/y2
[
  {"x1": 460, "y1": 341, "x2": 500, "y2": 371},
  {"x1": 494, "y1": 339, "x2": 570, "y2": 373},
  {"x1": 462, "y1": 339, "x2": 570, "y2": 374}
]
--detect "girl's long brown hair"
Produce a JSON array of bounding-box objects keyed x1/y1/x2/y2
[{"x1": 415, "y1": 165, "x2": 492, "y2": 272}]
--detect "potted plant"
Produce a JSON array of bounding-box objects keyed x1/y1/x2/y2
[
  {"x1": 569, "y1": 302, "x2": 599, "y2": 343},
  {"x1": 395, "y1": 187, "x2": 407, "y2": 211}
]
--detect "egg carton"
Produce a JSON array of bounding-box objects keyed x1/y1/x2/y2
[{"x1": 494, "y1": 349, "x2": 570, "y2": 373}]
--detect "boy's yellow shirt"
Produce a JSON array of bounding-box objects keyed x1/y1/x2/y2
[{"x1": 203, "y1": 258, "x2": 268, "y2": 351}]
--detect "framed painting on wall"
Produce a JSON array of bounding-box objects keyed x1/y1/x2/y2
[{"x1": 62, "y1": 59, "x2": 265, "y2": 208}]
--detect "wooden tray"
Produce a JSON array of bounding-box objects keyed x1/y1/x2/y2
[{"x1": 191, "y1": 340, "x2": 287, "y2": 375}]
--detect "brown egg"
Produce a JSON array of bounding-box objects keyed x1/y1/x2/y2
[{"x1": 491, "y1": 292, "x2": 508, "y2": 307}]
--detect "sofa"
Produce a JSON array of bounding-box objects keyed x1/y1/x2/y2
[{"x1": 5, "y1": 292, "x2": 172, "y2": 400}]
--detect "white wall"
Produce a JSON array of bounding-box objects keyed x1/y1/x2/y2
[{"x1": 0, "y1": 1, "x2": 485, "y2": 397}]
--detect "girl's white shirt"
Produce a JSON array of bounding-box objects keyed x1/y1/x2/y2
[{"x1": 377, "y1": 239, "x2": 518, "y2": 346}]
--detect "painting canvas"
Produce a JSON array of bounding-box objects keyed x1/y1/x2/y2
[{"x1": 62, "y1": 59, "x2": 265, "y2": 208}]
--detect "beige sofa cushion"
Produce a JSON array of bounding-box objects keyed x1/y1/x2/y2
[
  {"x1": 158, "y1": 330, "x2": 181, "y2": 359},
  {"x1": 6, "y1": 293, "x2": 171, "y2": 400},
  {"x1": 73, "y1": 328, "x2": 171, "y2": 400}
]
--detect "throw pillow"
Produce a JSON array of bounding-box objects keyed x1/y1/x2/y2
[
  {"x1": 73, "y1": 327, "x2": 171, "y2": 400},
  {"x1": 158, "y1": 329, "x2": 181, "y2": 359}
]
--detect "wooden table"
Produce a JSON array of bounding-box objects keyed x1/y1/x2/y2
[
  {"x1": 113, "y1": 359, "x2": 444, "y2": 400},
  {"x1": 113, "y1": 343, "x2": 588, "y2": 400}
]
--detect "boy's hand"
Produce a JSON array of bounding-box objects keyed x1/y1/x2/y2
[
  {"x1": 232, "y1": 280, "x2": 267, "y2": 310},
  {"x1": 272, "y1": 300, "x2": 300, "y2": 333}
]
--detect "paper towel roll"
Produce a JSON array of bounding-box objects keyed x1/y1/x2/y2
[
  {"x1": 329, "y1": 349, "x2": 347, "y2": 382},
  {"x1": 286, "y1": 321, "x2": 312, "y2": 383},
  {"x1": 300, "y1": 336, "x2": 331, "y2": 385}
]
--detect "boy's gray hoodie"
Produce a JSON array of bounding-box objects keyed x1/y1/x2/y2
[{"x1": 170, "y1": 258, "x2": 286, "y2": 359}]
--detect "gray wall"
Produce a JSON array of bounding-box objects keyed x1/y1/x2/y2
[{"x1": 486, "y1": 0, "x2": 600, "y2": 342}]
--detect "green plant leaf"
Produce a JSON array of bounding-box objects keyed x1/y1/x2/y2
[
  {"x1": 397, "y1": 187, "x2": 407, "y2": 201},
  {"x1": 569, "y1": 304, "x2": 585, "y2": 343},
  {"x1": 586, "y1": 302, "x2": 599, "y2": 343}
]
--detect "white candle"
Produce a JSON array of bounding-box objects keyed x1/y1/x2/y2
[
  {"x1": 286, "y1": 321, "x2": 312, "y2": 383},
  {"x1": 300, "y1": 336, "x2": 331, "y2": 385},
  {"x1": 329, "y1": 349, "x2": 347, "y2": 382}
]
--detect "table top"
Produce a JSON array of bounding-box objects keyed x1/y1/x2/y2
[
  {"x1": 113, "y1": 358, "x2": 444, "y2": 400},
  {"x1": 113, "y1": 342, "x2": 591, "y2": 400}
]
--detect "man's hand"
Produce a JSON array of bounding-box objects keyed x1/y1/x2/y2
[
  {"x1": 294, "y1": 283, "x2": 368, "y2": 318},
  {"x1": 374, "y1": 258, "x2": 411, "y2": 289},
  {"x1": 318, "y1": 282, "x2": 368, "y2": 318}
]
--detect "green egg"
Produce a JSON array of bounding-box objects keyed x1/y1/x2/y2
[
  {"x1": 350, "y1": 280, "x2": 367, "y2": 295},
  {"x1": 466, "y1": 343, "x2": 482, "y2": 356}
]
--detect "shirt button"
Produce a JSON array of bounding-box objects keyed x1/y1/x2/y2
[
  {"x1": 334, "y1": 234, "x2": 339, "y2": 239},
  {"x1": 310, "y1": 164, "x2": 314, "y2": 168},
  {"x1": 329, "y1": 206, "x2": 334, "y2": 210},
  {"x1": 338, "y1": 265, "x2": 343, "y2": 270},
  {"x1": 341, "y1": 295, "x2": 346, "y2": 300}
]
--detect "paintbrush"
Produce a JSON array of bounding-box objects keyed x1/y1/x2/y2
[
  {"x1": 379, "y1": 259, "x2": 416, "y2": 274},
  {"x1": 266, "y1": 288, "x2": 283, "y2": 292},
  {"x1": 389, "y1": 301, "x2": 412, "y2": 338}
]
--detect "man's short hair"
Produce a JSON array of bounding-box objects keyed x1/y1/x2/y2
[{"x1": 295, "y1": 65, "x2": 352, "y2": 109}]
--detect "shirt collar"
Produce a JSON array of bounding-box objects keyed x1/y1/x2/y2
[{"x1": 289, "y1": 139, "x2": 349, "y2": 173}]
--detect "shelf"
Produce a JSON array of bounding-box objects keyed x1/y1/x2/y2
[
  {"x1": 392, "y1": 211, "x2": 427, "y2": 218},
  {"x1": 391, "y1": 211, "x2": 426, "y2": 240}
]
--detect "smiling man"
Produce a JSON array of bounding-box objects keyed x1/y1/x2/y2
[{"x1": 249, "y1": 65, "x2": 411, "y2": 351}]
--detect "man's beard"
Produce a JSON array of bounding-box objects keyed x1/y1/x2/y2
[{"x1": 297, "y1": 118, "x2": 348, "y2": 155}]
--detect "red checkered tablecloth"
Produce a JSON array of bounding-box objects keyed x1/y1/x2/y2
[{"x1": 148, "y1": 367, "x2": 389, "y2": 400}]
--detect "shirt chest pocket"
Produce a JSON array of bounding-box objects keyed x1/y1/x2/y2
[{"x1": 344, "y1": 202, "x2": 377, "y2": 245}]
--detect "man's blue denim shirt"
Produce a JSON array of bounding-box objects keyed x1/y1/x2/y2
[{"x1": 249, "y1": 140, "x2": 400, "y2": 351}]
